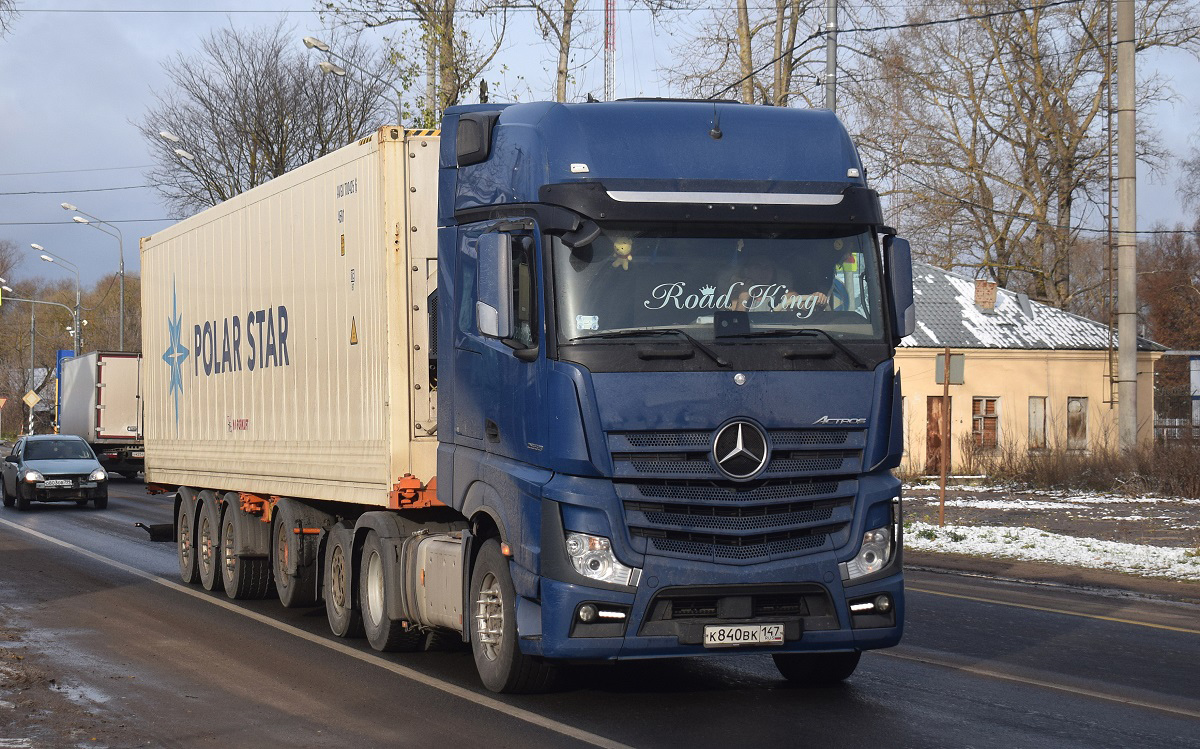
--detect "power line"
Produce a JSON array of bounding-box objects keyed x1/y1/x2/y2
[
  {"x1": 0, "y1": 184, "x2": 158, "y2": 196},
  {"x1": 710, "y1": 0, "x2": 1086, "y2": 99},
  {"x1": 0, "y1": 219, "x2": 173, "y2": 225},
  {"x1": 0, "y1": 165, "x2": 153, "y2": 177}
]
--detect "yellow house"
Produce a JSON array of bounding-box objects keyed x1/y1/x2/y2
[{"x1": 896, "y1": 263, "x2": 1164, "y2": 474}]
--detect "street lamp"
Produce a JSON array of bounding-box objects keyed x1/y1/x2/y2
[
  {"x1": 303, "y1": 36, "x2": 405, "y2": 126},
  {"x1": 62, "y1": 202, "x2": 126, "y2": 351},
  {"x1": 158, "y1": 130, "x2": 195, "y2": 161},
  {"x1": 31, "y1": 243, "x2": 82, "y2": 355}
]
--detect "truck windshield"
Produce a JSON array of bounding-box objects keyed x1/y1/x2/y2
[{"x1": 552, "y1": 225, "x2": 885, "y2": 343}]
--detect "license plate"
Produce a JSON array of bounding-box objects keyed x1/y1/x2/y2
[
  {"x1": 41, "y1": 479, "x2": 74, "y2": 488},
  {"x1": 131, "y1": 451, "x2": 145, "y2": 458},
  {"x1": 703, "y1": 623, "x2": 785, "y2": 648}
]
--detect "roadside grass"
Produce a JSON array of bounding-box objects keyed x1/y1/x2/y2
[{"x1": 900, "y1": 439, "x2": 1200, "y2": 499}]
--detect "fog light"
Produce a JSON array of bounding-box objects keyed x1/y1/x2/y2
[
  {"x1": 874, "y1": 594, "x2": 892, "y2": 613},
  {"x1": 578, "y1": 604, "x2": 598, "y2": 623}
]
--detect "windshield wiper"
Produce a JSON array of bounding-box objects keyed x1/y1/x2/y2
[
  {"x1": 735, "y1": 328, "x2": 868, "y2": 369},
  {"x1": 569, "y1": 329, "x2": 730, "y2": 367}
]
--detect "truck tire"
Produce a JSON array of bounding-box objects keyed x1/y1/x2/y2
[
  {"x1": 221, "y1": 504, "x2": 274, "y2": 600},
  {"x1": 323, "y1": 524, "x2": 363, "y2": 638},
  {"x1": 196, "y1": 495, "x2": 225, "y2": 592},
  {"x1": 772, "y1": 651, "x2": 861, "y2": 685},
  {"x1": 469, "y1": 539, "x2": 556, "y2": 694},
  {"x1": 272, "y1": 499, "x2": 324, "y2": 608},
  {"x1": 177, "y1": 498, "x2": 200, "y2": 584},
  {"x1": 359, "y1": 531, "x2": 423, "y2": 652}
]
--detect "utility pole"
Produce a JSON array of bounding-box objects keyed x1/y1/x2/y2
[
  {"x1": 824, "y1": 0, "x2": 838, "y2": 110},
  {"x1": 604, "y1": 0, "x2": 616, "y2": 100},
  {"x1": 1117, "y1": 0, "x2": 1138, "y2": 451},
  {"x1": 28, "y1": 304, "x2": 35, "y2": 435}
]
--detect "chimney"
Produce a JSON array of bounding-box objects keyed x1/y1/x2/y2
[{"x1": 974, "y1": 279, "x2": 998, "y2": 312}]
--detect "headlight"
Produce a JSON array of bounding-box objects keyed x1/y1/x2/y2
[
  {"x1": 843, "y1": 527, "x2": 893, "y2": 580},
  {"x1": 564, "y1": 532, "x2": 639, "y2": 586},
  {"x1": 22, "y1": 469, "x2": 44, "y2": 484},
  {"x1": 88, "y1": 468, "x2": 108, "y2": 482}
]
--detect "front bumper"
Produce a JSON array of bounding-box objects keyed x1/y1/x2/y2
[
  {"x1": 27, "y1": 481, "x2": 107, "y2": 502},
  {"x1": 521, "y1": 553, "x2": 903, "y2": 661}
]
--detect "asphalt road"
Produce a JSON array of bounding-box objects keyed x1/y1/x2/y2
[{"x1": 1, "y1": 479, "x2": 1198, "y2": 748}]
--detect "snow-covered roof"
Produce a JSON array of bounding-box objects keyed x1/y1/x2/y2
[{"x1": 900, "y1": 262, "x2": 1165, "y2": 351}]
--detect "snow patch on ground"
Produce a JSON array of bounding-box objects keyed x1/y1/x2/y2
[{"x1": 906, "y1": 522, "x2": 1200, "y2": 581}]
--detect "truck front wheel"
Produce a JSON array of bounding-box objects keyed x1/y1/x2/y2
[
  {"x1": 469, "y1": 539, "x2": 556, "y2": 694},
  {"x1": 773, "y1": 651, "x2": 861, "y2": 685}
]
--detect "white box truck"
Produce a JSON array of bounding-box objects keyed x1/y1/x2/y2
[{"x1": 58, "y1": 351, "x2": 144, "y2": 475}]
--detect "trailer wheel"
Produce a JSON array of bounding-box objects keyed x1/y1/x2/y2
[
  {"x1": 196, "y1": 496, "x2": 225, "y2": 592},
  {"x1": 470, "y1": 539, "x2": 556, "y2": 693},
  {"x1": 772, "y1": 651, "x2": 861, "y2": 685},
  {"x1": 323, "y1": 525, "x2": 363, "y2": 638},
  {"x1": 359, "y1": 531, "x2": 423, "y2": 652},
  {"x1": 272, "y1": 500, "x2": 321, "y2": 608},
  {"x1": 221, "y1": 505, "x2": 273, "y2": 600},
  {"x1": 177, "y1": 499, "x2": 200, "y2": 584}
]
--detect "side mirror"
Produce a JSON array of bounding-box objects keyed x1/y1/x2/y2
[
  {"x1": 884, "y1": 235, "x2": 915, "y2": 339},
  {"x1": 476, "y1": 232, "x2": 512, "y2": 339},
  {"x1": 5, "y1": 455, "x2": 18, "y2": 464}
]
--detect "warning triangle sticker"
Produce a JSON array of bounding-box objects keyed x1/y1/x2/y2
[{"x1": 350, "y1": 317, "x2": 358, "y2": 345}]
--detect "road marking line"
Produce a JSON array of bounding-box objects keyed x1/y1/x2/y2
[
  {"x1": 0, "y1": 517, "x2": 633, "y2": 749},
  {"x1": 880, "y1": 650, "x2": 1200, "y2": 720},
  {"x1": 908, "y1": 586, "x2": 1200, "y2": 635}
]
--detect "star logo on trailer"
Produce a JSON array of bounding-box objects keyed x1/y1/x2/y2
[{"x1": 161, "y1": 279, "x2": 189, "y2": 423}]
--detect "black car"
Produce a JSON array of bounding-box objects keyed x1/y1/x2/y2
[{"x1": 1, "y1": 435, "x2": 109, "y2": 510}]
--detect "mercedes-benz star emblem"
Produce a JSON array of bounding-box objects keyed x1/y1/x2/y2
[{"x1": 712, "y1": 421, "x2": 769, "y2": 480}]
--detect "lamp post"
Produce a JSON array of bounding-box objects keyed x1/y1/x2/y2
[
  {"x1": 302, "y1": 36, "x2": 405, "y2": 126},
  {"x1": 31, "y1": 243, "x2": 82, "y2": 355},
  {"x1": 62, "y1": 203, "x2": 125, "y2": 351}
]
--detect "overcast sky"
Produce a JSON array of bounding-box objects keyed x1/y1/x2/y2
[{"x1": 0, "y1": 2, "x2": 1196, "y2": 289}]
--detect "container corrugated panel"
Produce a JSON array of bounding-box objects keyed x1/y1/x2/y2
[{"x1": 140, "y1": 127, "x2": 439, "y2": 506}]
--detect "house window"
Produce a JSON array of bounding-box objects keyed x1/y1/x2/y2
[
  {"x1": 1028, "y1": 396, "x2": 1047, "y2": 450},
  {"x1": 1067, "y1": 397, "x2": 1088, "y2": 451},
  {"x1": 972, "y1": 397, "x2": 999, "y2": 449}
]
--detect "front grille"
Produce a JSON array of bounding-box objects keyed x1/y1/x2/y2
[
  {"x1": 632, "y1": 480, "x2": 839, "y2": 502},
  {"x1": 626, "y1": 500, "x2": 836, "y2": 532},
  {"x1": 633, "y1": 527, "x2": 837, "y2": 560},
  {"x1": 611, "y1": 428, "x2": 863, "y2": 563}
]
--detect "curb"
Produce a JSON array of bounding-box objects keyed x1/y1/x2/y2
[{"x1": 905, "y1": 551, "x2": 1200, "y2": 605}]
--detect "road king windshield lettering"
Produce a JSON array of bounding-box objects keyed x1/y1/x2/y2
[{"x1": 643, "y1": 281, "x2": 823, "y2": 317}]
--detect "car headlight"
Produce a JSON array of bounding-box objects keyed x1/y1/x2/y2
[
  {"x1": 564, "y1": 532, "x2": 640, "y2": 586},
  {"x1": 843, "y1": 527, "x2": 893, "y2": 580},
  {"x1": 22, "y1": 469, "x2": 44, "y2": 484},
  {"x1": 88, "y1": 468, "x2": 108, "y2": 482}
]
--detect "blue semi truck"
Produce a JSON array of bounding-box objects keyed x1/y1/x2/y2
[{"x1": 143, "y1": 99, "x2": 915, "y2": 694}]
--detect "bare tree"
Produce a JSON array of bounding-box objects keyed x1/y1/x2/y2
[
  {"x1": 664, "y1": 0, "x2": 836, "y2": 105},
  {"x1": 0, "y1": 0, "x2": 19, "y2": 37},
  {"x1": 322, "y1": 0, "x2": 510, "y2": 121},
  {"x1": 138, "y1": 22, "x2": 400, "y2": 216},
  {"x1": 852, "y1": 0, "x2": 1200, "y2": 308}
]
